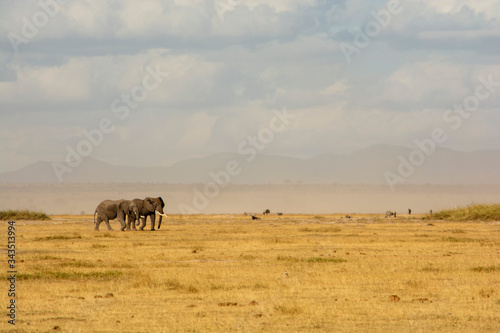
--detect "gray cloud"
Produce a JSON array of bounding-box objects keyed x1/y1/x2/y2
[{"x1": 0, "y1": 0, "x2": 499, "y2": 173}]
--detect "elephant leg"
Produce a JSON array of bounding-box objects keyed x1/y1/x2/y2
[
  {"x1": 125, "y1": 213, "x2": 132, "y2": 231},
  {"x1": 117, "y1": 213, "x2": 127, "y2": 231},
  {"x1": 138, "y1": 216, "x2": 147, "y2": 231},
  {"x1": 129, "y1": 214, "x2": 137, "y2": 231},
  {"x1": 150, "y1": 214, "x2": 156, "y2": 231},
  {"x1": 97, "y1": 215, "x2": 113, "y2": 231},
  {"x1": 95, "y1": 215, "x2": 103, "y2": 231},
  {"x1": 104, "y1": 217, "x2": 113, "y2": 231},
  {"x1": 117, "y1": 218, "x2": 126, "y2": 231}
]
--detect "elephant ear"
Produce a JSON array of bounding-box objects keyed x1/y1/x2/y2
[
  {"x1": 133, "y1": 199, "x2": 142, "y2": 210},
  {"x1": 159, "y1": 197, "x2": 165, "y2": 208},
  {"x1": 118, "y1": 201, "x2": 127, "y2": 213},
  {"x1": 145, "y1": 197, "x2": 155, "y2": 211}
]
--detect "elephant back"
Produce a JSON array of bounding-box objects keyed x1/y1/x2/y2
[{"x1": 133, "y1": 198, "x2": 148, "y2": 215}]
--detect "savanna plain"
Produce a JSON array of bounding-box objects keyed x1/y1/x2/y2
[{"x1": 2, "y1": 213, "x2": 500, "y2": 332}]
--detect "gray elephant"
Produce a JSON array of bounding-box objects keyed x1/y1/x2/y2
[
  {"x1": 132, "y1": 197, "x2": 166, "y2": 231},
  {"x1": 94, "y1": 199, "x2": 139, "y2": 231}
]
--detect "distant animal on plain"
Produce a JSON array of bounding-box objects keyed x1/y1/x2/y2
[
  {"x1": 345, "y1": 215, "x2": 351, "y2": 219},
  {"x1": 251, "y1": 215, "x2": 261, "y2": 220},
  {"x1": 385, "y1": 210, "x2": 397, "y2": 218},
  {"x1": 276, "y1": 212, "x2": 283, "y2": 216}
]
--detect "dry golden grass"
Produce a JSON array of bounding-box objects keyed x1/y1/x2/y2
[{"x1": 2, "y1": 214, "x2": 500, "y2": 332}]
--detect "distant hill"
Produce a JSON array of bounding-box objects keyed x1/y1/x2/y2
[{"x1": 1, "y1": 144, "x2": 499, "y2": 184}]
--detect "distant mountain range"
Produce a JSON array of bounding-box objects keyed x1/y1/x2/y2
[{"x1": 1, "y1": 144, "x2": 499, "y2": 185}]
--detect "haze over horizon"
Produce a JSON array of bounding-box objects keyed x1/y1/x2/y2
[
  {"x1": 1, "y1": 0, "x2": 500, "y2": 177},
  {"x1": 9, "y1": 143, "x2": 500, "y2": 170}
]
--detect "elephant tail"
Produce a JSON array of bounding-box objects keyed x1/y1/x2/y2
[{"x1": 94, "y1": 210, "x2": 97, "y2": 224}]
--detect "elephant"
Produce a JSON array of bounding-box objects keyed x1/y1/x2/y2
[
  {"x1": 94, "y1": 199, "x2": 139, "y2": 231},
  {"x1": 132, "y1": 197, "x2": 166, "y2": 231}
]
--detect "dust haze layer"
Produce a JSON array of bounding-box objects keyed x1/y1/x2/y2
[
  {"x1": 1, "y1": 145, "x2": 500, "y2": 185},
  {"x1": 2, "y1": 145, "x2": 499, "y2": 215},
  {"x1": 1, "y1": 183, "x2": 499, "y2": 215}
]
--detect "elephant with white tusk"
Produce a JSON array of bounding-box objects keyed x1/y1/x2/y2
[
  {"x1": 156, "y1": 210, "x2": 168, "y2": 218},
  {"x1": 94, "y1": 199, "x2": 139, "y2": 231},
  {"x1": 132, "y1": 197, "x2": 166, "y2": 231}
]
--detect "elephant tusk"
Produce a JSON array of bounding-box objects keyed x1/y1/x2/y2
[{"x1": 155, "y1": 210, "x2": 168, "y2": 218}]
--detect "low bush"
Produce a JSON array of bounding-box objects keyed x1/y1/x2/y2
[
  {"x1": 0, "y1": 209, "x2": 50, "y2": 220},
  {"x1": 427, "y1": 204, "x2": 500, "y2": 221}
]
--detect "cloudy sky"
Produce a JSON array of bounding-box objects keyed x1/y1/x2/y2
[{"x1": 1, "y1": 0, "x2": 499, "y2": 173}]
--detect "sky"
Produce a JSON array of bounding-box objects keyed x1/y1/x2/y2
[{"x1": 1, "y1": 0, "x2": 499, "y2": 173}]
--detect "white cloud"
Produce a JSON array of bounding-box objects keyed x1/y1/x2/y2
[
  {"x1": 0, "y1": 57, "x2": 92, "y2": 103},
  {"x1": 380, "y1": 56, "x2": 469, "y2": 104},
  {"x1": 320, "y1": 80, "x2": 351, "y2": 96},
  {"x1": 1, "y1": 0, "x2": 499, "y2": 173},
  {"x1": 424, "y1": 0, "x2": 500, "y2": 20}
]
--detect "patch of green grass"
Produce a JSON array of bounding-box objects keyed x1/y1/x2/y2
[
  {"x1": 421, "y1": 265, "x2": 440, "y2": 272},
  {"x1": 60, "y1": 261, "x2": 96, "y2": 268},
  {"x1": 441, "y1": 237, "x2": 475, "y2": 243},
  {"x1": 0, "y1": 209, "x2": 50, "y2": 221},
  {"x1": 95, "y1": 233, "x2": 116, "y2": 238},
  {"x1": 299, "y1": 227, "x2": 341, "y2": 233},
  {"x1": 305, "y1": 257, "x2": 347, "y2": 263},
  {"x1": 274, "y1": 304, "x2": 303, "y2": 315},
  {"x1": 163, "y1": 279, "x2": 200, "y2": 293},
  {"x1": 187, "y1": 285, "x2": 199, "y2": 293},
  {"x1": 165, "y1": 278, "x2": 184, "y2": 291},
  {"x1": 268, "y1": 237, "x2": 293, "y2": 244},
  {"x1": 277, "y1": 255, "x2": 301, "y2": 262},
  {"x1": 17, "y1": 270, "x2": 122, "y2": 280},
  {"x1": 471, "y1": 265, "x2": 500, "y2": 273},
  {"x1": 251, "y1": 282, "x2": 269, "y2": 290},
  {"x1": 210, "y1": 283, "x2": 228, "y2": 291},
  {"x1": 277, "y1": 255, "x2": 346, "y2": 263},
  {"x1": 31, "y1": 255, "x2": 61, "y2": 260},
  {"x1": 427, "y1": 204, "x2": 500, "y2": 221},
  {"x1": 35, "y1": 234, "x2": 82, "y2": 241}
]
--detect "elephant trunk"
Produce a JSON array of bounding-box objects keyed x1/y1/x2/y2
[
  {"x1": 155, "y1": 210, "x2": 167, "y2": 229},
  {"x1": 133, "y1": 206, "x2": 140, "y2": 226}
]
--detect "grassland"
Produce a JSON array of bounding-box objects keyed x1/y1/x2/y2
[{"x1": 1, "y1": 214, "x2": 500, "y2": 332}]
